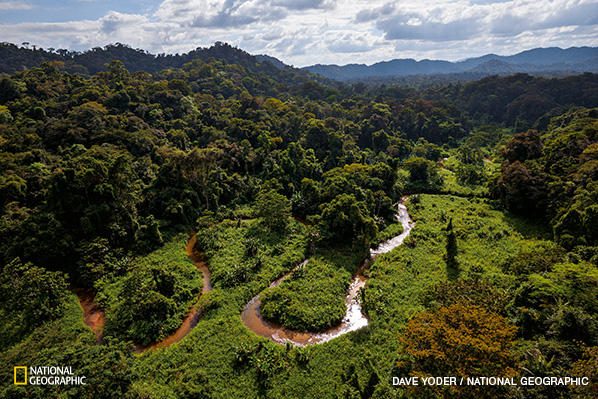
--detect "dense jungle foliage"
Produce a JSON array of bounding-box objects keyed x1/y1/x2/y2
[{"x1": 0, "y1": 42, "x2": 596, "y2": 398}]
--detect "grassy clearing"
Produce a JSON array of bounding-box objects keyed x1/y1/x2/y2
[
  {"x1": 364, "y1": 194, "x2": 551, "y2": 325},
  {"x1": 196, "y1": 218, "x2": 308, "y2": 297},
  {"x1": 437, "y1": 154, "x2": 500, "y2": 197},
  {"x1": 259, "y1": 241, "x2": 368, "y2": 332},
  {"x1": 261, "y1": 257, "x2": 351, "y2": 331}
]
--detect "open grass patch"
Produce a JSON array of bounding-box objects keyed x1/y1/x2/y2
[
  {"x1": 364, "y1": 194, "x2": 553, "y2": 324},
  {"x1": 261, "y1": 258, "x2": 351, "y2": 331},
  {"x1": 196, "y1": 218, "x2": 308, "y2": 293}
]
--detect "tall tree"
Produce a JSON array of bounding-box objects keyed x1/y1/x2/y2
[
  {"x1": 445, "y1": 218, "x2": 459, "y2": 280},
  {"x1": 255, "y1": 189, "x2": 291, "y2": 233}
]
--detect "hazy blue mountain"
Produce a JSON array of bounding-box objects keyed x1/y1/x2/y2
[{"x1": 304, "y1": 47, "x2": 598, "y2": 81}]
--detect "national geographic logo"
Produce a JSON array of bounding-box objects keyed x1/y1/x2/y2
[
  {"x1": 13, "y1": 366, "x2": 87, "y2": 386},
  {"x1": 13, "y1": 366, "x2": 26, "y2": 385}
]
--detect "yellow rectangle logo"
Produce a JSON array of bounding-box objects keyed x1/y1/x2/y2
[{"x1": 14, "y1": 366, "x2": 27, "y2": 385}]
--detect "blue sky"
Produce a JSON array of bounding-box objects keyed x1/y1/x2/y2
[
  {"x1": 0, "y1": 0, "x2": 597, "y2": 66},
  {"x1": 0, "y1": 1, "x2": 161, "y2": 23}
]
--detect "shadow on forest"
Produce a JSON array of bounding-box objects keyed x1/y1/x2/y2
[
  {"x1": 446, "y1": 262, "x2": 460, "y2": 281},
  {"x1": 499, "y1": 211, "x2": 552, "y2": 240}
]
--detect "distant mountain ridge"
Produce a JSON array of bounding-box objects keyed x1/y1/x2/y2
[
  {"x1": 1, "y1": 42, "x2": 595, "y2": 83},
  {"x1": 304, "y1": 47, "x2": 598, "y2": 81}
]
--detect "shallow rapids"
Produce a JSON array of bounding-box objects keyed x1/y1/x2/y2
[{"x1": 241, "y1": 199, "x2": 414, "y2": 346}]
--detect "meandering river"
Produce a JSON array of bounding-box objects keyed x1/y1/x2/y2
[
  {"x1": 134, "y1": 235, "x2": 212, "y2": 352},
  {"x1": 77, "y1": 199, "x2": 413, "y2": 349},
  {"x1": 240, "y1": 199, "x2": 414, "y2": 346},
  {"x1": 77, "y1": 234, "x2": 211, "y2": 352}
]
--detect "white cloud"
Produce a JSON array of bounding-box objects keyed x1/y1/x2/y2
[
  {"x1": 0, "y1": 0, "x2": 596, "y2": 66},
  {"x1": 378, "y1": 14, "x2": 483, "y2": 41},
  {"x1": 326, "y1": 32, "x2": 378, "y2": 53},
  {"x1": 355, "y1": 3, "x2": 395, "y2": 23},
  {"x1": 271, "y1": 0, "x2": 336, "y2": 10},
  {"x1": 0, "y1": 1, "x2": 31, "y2": 10},
  {"x1": 99, "y1": 11, "x2": 149, "y2": 34},
  {"x1": 0, "y1": 20, "x2": 101, "y2": 50}
]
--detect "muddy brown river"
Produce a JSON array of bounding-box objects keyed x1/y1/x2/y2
[
  {"x1": 134, "y1": 235, "x2": 212, "y2": 352},
  {"x1": 76, "y1": 288, "x2": 105, "y2": 342},
  {"x1": 77, "y1": 199, "x2": 412, "y2": 350},
  {"x1": 77, "y1": 234, "x2": 211, "y2": 352}
]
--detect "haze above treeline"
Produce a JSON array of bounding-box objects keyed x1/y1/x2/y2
[{"x1": 1, "y1": 41, "x2": 596, "y2": 82}]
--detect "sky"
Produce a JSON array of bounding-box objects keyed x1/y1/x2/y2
[{"x1": 0, "y1": 0, "x2": 597, "y2": 66}]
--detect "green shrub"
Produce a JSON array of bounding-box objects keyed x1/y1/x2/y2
[{"x1": 261, "y1": 258, "x2": 350, "y2": 331}]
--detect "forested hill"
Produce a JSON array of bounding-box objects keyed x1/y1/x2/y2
[
  {"x1": 0, "y1": 42, "x2": 292, "y2": 75},
  {"x1": 0, "y1": 42, "x2": 335, "y2": 98}
]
